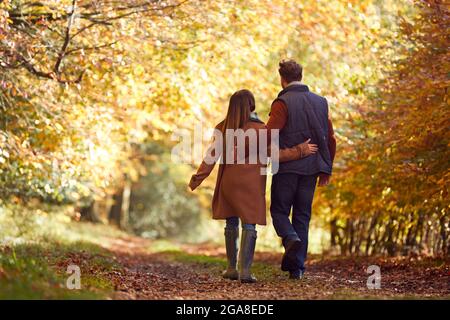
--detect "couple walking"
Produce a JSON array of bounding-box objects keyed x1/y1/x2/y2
[{"x1": 189, "y1": 60, "x2": 336, "y2": 283}]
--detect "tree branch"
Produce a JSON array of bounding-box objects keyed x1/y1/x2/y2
[
  {"x1": 6, "y1": 0, "x2": 191, "y2": 84},
  {"x1": 54, "y1": 0, "x2": 77, "y2": 75},
  {"x1": 19, "y1": 55, "x2": 84, "y2": 84},
  {"x1": 69, "y1": 1, "x2": 190, "y2": 40},
  {"x1": 65, "y1": 41, "x2": 118, "y2": 55}
]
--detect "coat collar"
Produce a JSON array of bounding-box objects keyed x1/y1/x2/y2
[
  {"x1": 249, "y1": 111, "x2": 264, "y2": 124},
  {"x1": 278, "y1": 83, "x2": 309, "y2": 97}
]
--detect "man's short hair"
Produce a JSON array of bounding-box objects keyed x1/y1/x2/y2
[{"x1": 278, "y1": 59, "x2": 303, "y2": 83}]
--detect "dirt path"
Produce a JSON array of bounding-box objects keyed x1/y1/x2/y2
[{"x1": 96, "y1": 235, "x2": 449, "y2": 300}]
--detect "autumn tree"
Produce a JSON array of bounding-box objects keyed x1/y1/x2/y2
[{"x1": 322, "y1": 0, "x2": 449, "y2": 256}]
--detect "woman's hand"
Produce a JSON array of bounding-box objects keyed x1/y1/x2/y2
[
  {"x1": 189, "y1": 175, "x2": 201, "y2": 191},
  {"x1": 297, "y1": 139, "x2": 318, "y2": 157}
]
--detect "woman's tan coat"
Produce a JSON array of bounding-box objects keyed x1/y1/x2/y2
[{"x1": 189, "y1": 119, "x2": 308, "y2": 225}]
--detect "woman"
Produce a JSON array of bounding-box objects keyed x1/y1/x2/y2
[{"x1": 189, "y1": 89, "x2": 317, "y2": 283}]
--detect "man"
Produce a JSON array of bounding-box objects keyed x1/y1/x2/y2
[{"x1": 267, "y1": 60, "x2": 336, "y2": 279}]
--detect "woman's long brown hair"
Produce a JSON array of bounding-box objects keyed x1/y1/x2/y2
[{"x1": 220, "y1": 89, "x2": 255, "y2": 162}]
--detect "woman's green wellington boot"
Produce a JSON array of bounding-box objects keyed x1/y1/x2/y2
[
  {"x1": 239, "y1": 229, "x2": 257, "y2": 283},
  {"x1": 222, "y1": 227, "x2": 239, "y2": 280}
]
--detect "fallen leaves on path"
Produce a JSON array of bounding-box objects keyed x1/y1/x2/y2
[{"x1": 73, "y1": 235, "x2": 450, "y2": 300}]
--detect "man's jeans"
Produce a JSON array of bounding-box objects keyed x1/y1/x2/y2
[
  {"x1": 226, "y1": 217, "x2": 256, "y2": 231},
  {"x1": 270, "y1": 173, "x2": 318, "y2": 273}
]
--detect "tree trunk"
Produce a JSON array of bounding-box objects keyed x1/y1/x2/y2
[
  {"x1": 330, "y1": 218, "x2": 338, "y2": 247},
  {"x1": 348, "y1": 219, "x2": 355, "y2": 255},
  {"x1": 79, "y1": 201, "x2": 104, "y2": 223},
  {"x1": 79, "y1": 201, "x2": 96, "y2": 221},
  {"x1": 120, "y1": 181, "x2": 131, "y2": 229},
  {"x1": 365, "y1": 213, "x2": 379, "y2": 256},
  {"x1": 108, "y1": 181, "x2": 132, "y2": 230},
  {"x1": 439, "y1": 215, "x2": 448, "y2": 256}
]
